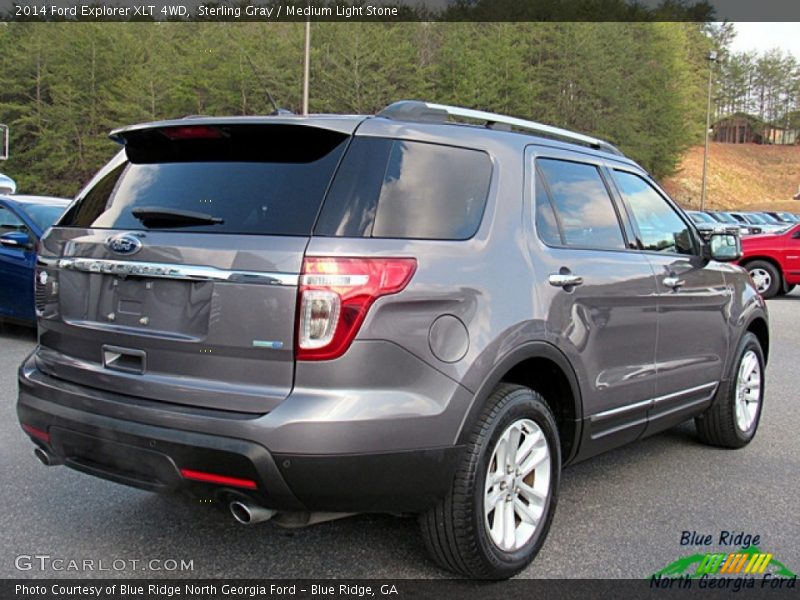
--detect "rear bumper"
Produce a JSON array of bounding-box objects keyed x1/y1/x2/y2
[{"x1": 17, "y1": 354, "x2": 464, "y2": 513}]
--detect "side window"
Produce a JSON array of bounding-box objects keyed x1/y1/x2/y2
[
  {"x1": 314, "y1": 138, "x2": 391, "y2": 237},
  {"x1": 316, "y1": 138, "x2": 492, "y2": 240},
  {"x1": 372, "y1": 141, "x2": 490, "y2": 240},
  {"x1": 613, "y1": 170, "x2": 695, "y2": 255},
  {"x1": 0, "y1": 206, "x2": 27, "y2": 236},
  {"x1": 536, "y1": 158, "x2": 626, "y2": 250}
]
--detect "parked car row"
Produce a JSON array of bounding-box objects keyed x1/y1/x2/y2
[
  {"x1": 683, "y1": 209, "x2": 800, "y2": 299},
  {"x1": 686, "y1": 209, "x2": 799, "y2": 237}
]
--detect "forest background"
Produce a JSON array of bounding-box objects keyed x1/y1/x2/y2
[{"x1": 0, "y1": 20, "x2": 797, "y2": 197}]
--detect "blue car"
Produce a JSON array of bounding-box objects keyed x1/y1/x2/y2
[{"x1": 0, "y1": 195, "x2": 70, "y2": 324}]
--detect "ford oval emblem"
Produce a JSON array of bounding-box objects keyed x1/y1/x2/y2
[{"x1": 106, "y1": 233, "x2": 142, "y2": 256}]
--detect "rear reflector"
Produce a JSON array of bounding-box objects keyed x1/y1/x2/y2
[
  {"x1": 179, "y1": 468, "x2": 257, "y2": 490},
  {"x1": 297, "y1": 257, "x2": 417, "y2": 361},
  {"x1": 159, "y1": 125, "x2": 224, "y2": 141},
  {"x1": 22, "y1": 423, "x2": 50, "y2": 443}
]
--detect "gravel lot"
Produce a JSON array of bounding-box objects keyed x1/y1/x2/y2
[{"x1": 1, "y1": 293, "x2": 798, "y2": 579}]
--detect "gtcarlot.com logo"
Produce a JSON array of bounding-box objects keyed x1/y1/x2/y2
[{"x1": 15, "y1": 554, "x2": 194, "y2": 572}]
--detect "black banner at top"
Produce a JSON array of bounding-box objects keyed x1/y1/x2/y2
[{"x1": 2, "y1": 0, "x2": 800, "y2": 22}]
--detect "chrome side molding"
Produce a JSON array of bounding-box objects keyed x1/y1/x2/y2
[{"x1": 591, "y1": 382, "x2": 718, "y2": 422}]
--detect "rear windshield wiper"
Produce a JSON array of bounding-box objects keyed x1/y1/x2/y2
[{"x1": 131, "y1": 207, "x2": 224, "y2": 227}]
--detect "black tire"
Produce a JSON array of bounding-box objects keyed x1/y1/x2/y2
[
  {"x1": 419, "y1": 384, "x2": 560, "y2": 579},
  {"x1": 779, "y1": 282, "x2": 796, "y2": 296},
  {"x1": 745, "y1": 260, "x2": 781, "y2": 299},
  {"x1": 695, "y1": 332, "x2": 765, "y2": 449}
]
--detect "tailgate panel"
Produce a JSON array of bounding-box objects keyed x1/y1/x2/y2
[{"x1": 36, "y1": 229, "x2": 305, "y2": 414}]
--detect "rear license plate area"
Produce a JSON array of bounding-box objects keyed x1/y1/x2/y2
[{"x1": 59, "y1": 271, "x2": 212, "y2": 336}]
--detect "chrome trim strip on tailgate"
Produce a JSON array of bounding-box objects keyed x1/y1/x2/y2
[{"x1": 56, "y1": 258, "x2": 299, "y2": 286}]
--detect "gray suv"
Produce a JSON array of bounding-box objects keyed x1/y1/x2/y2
[{"x1": 17, "y1": 101, "x2": 768, "y2": 579}]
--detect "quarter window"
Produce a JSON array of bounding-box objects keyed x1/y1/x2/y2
[
  {"x1": 316, "y1": 138, "x2": 492, "y2": 240},
  {"x1": 613, "y1": 170, "x2": 695, "y2": 255},
  {"x1": 535, "y1": 158, "x2": 625, "y2": 250}
]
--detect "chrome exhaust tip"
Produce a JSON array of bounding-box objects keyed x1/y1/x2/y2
[
  {"x1": 229, "y1": 500, "x2": 276, "y2": 525},
  {"x1": 34, "y1": 447, "x2": 62, "y2": 466}
]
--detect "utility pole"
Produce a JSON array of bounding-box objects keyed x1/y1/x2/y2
[
  {"x1": 0, "y1": 124, "x2": 8, "y2": 161},
  {"x1": 302, "y1": 20, "x2": 311, "y2": 116},
  {"x1": 700, "y1": 51, "x2": 718, "y2": 211}
]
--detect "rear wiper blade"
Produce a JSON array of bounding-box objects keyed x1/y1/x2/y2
[{"x1": 131, "y1": 206, "x2": 224, "y2": 227}]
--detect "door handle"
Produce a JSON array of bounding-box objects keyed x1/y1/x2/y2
[
  {"x1": 663, "y1": 276, "x2": 685, "y2": 289},
  {"x1": 549, "y1": 273, "x2": 584, "y2": 288}
]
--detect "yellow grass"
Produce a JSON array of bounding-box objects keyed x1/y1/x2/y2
[{"x1": 660, "y1": 142, "x2": 800, "y2": 213}]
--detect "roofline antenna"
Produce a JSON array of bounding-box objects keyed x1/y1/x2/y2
[
  {"x1": 241, "y1": 53, "x2": 292, "y2": 116},
  {"x1": 225, "y1": 29, "x2": 293, "y2": 116}
]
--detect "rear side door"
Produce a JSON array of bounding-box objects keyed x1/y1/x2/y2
[
  {"x1": 0, "y1": 203, "x2": 36, "y2": 321},
  {"x1": 609, "y1": 169, "x2": 731, "y2": 432},
  {"x1": 528, "y1": 149, "x2": 659, "y2": 455}
]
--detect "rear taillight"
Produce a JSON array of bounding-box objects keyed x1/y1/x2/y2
[
  {"x1": 158, "y1": 125, "x2": 224, "y2": 140},
  {"x1": 296, "y1": 257, "x2": 417, "y2": 361}
]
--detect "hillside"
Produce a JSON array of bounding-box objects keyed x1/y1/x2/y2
[{"x1": 660, "y1": 143, "x2": 800, "y2": 212}]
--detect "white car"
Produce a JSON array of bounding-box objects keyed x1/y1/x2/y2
[{"x1": 0, "y1": 173, "x2": 16, "y2": 194}]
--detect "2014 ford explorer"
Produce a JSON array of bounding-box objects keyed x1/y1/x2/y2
[{"x1": 17, "y1": 102, "x2": 769, "y2": 579}]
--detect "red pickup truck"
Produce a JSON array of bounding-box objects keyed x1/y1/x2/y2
[{"x1": 737, "y1": 223, "x2": 800, "y2": 298}]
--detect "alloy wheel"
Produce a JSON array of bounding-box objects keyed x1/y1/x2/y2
[
  {"x1": 484, "y1": 418, "x2": 551, "y2": 552},
  {"x1": 735, "y1": 350, "x2": 761, "y2": 433}
]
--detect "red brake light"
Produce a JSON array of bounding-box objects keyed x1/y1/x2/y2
[
  {"x1": 179, "y1": 468, "x2": 257, "y2": 490},
  {"x1": 159, "y1": 125, "x2": 224, "y2": 140},
  {"x1": 22, "y1": 423, "x2": 50, "y2": 443},
  {"x1": 296, "y1": 257, "x2": 417, "y2": 361}
]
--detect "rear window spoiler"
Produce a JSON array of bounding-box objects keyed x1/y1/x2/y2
[{"x1": 109, "y1": 115, "x2": 366, "y2": 145}]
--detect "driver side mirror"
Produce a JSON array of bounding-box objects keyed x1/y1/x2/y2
[
  {"x1": 706, "y1": 232, "x2": 741, "y2": 262},
  {"x1": 0, "y1": 230, "x2": 33, "y2": 250}
]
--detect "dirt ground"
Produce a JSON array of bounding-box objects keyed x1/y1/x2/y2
[{"x1": 660, "y1": 142, "x2": 800, "y2": 213}]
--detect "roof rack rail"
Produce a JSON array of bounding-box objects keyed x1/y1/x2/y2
[{"x1": 377, "y1": 101, "x2": 623, "y2": 156}]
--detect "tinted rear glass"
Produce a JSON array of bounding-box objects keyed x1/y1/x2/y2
[
  {"x1": 316, "y1": 138, "x2": 491, "y2": 240},
  {"x1": 61, "y1": 125, "x2": 349, "y2": 235}
]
